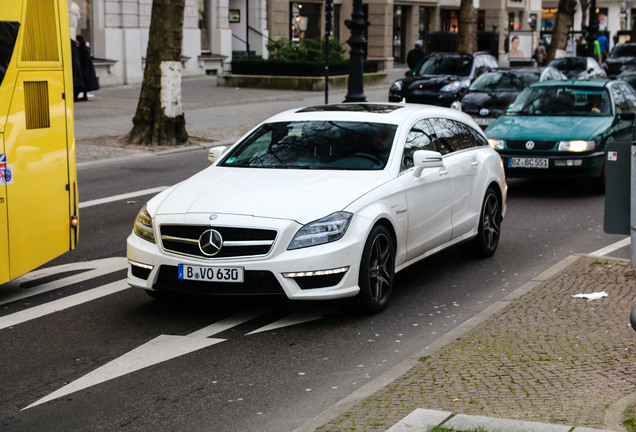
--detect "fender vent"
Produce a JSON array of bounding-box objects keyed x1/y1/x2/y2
[
  {"x1": 24, "y1": 81, "x2": 50, "y2": 129},
  {"x1": 22, "y1": 0, "x2": 59, "y2": 62}
]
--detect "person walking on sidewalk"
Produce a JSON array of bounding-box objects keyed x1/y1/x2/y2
[{"x1": 76, "y1": 35, "x2": 99, "y2": 101}]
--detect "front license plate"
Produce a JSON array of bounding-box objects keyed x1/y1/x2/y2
[
  {"x1": 178, "y1": 264, "x2": 244, "y2": 283},
  {"x1": 508, "y1": 157, "x2": 549, "y2": 169}
]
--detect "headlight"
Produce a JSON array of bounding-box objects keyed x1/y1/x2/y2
[
  {"x1": 488, "y1": 139, "x2": 504, "y2": 150},
  {"x1": 440, "y1": 80, "x2": 461, "y2": 92},
  {"x1": 288, "y1": 212, "x2": 353, "y2": 250},
  {"x1": 390, "y1": 80, "x2": 403, "y2": 91},
  {"x1": 133, "y1": 205, "x2": 155, "y2": 243},
  {"x1": 558, "y1": 140, "x2": 595, "y2": 152},
  {"x1": 450, "y1": 100, "x2": 462, "y2": 111}
]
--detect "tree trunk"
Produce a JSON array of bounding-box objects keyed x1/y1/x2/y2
[
  {"x1": 457, "y1": 0, "x2": 477, "y2": 54},
  {"x1": 546, "y1": 0, "x2": 577, "y2": 63},
  {"x1": 126, "y1": 0, "x2": 188, "y2": 146}
]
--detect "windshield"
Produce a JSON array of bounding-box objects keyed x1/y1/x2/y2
[
  {"x1": 548, "y1": 57, "x2": 587, "y2": 72},
  {"x1": 220, "y1": 121, "x2": 398, "y2": 170},
  {"x1": 469, "y1": 72, "x2": 538, "y2": 92},
  {"x1": 415, "y1": 55, "x2": 473, "y2": 77},
  {"x1": 610, "y1": 44, "x2": 636, "y2": 58},
  {"x1": 507, "y1": 86, "x2": 611, "y2": 116}
]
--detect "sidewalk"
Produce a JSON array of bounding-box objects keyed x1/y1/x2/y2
[
  {"x1": 306, "y1": 254, "x2": 636, "y2": 432},
  {"x1": 73, "y1": 73, "x2": 636, "y2": 432}
]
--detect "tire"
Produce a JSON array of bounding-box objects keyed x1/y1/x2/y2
[
  {"x1": 354, "y1": 225, "x2": 395, "y2": 314},
  {"x1": 458, "y1": 187, "x2": 502, "y2": 258}
]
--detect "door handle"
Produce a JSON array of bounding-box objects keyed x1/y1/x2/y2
[
  {"x1": 439, "y1": 167, "x2": 449, "y2": 176},
  {"x1": 471, "y1": 160, "x2": 479, "y2": 167}
]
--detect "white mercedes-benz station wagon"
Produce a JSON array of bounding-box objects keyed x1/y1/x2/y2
[{"x1": 127, "y1": 103, "x2": 507, "y2": 313}]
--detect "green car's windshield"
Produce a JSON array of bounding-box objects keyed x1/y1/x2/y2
[
  {"x1": 469, "y1": 72, "x2": 538, "y2": 92},
  {"x1": 415, "y1": 55, "x2": 472, "y2": 77},
  {"x1": 220, "y1": 121, "x2": 397, "y2": 170},
  {"x1": 507, "y1": 86, "x2": 611, "y2": 116}
]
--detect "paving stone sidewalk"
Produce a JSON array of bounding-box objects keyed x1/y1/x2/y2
[{"x1": 315, "y1": 255, "x2": 636, "y2": 432}]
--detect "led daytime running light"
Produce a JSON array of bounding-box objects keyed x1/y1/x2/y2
[{"x1": 283, "y1": 266, "x2": 349, "y2": 278}]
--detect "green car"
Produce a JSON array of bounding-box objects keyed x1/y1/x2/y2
[{"x1": 485, "y1": 79, "x2": 636, "y2": 191}]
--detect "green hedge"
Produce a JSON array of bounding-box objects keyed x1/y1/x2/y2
[{"x1": 231, "y1": 59, "x2": 380, "y2": 77}]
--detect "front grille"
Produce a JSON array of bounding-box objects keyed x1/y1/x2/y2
[
  {"x1": 160, "y1": 225, "x2": 277, "y2": 259},
  {"x1": 154, "y1": 265, "x2": 285, "y2": 295},
  {"x1": 506, "y1": 140, "x2": 556, "y2": 151}
]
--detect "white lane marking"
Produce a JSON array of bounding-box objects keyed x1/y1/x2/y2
[
  {"x1": 79, "y1": 186, "x2": 169, "y2": 208},
  {"x1": 0, "y1": 257, "x2": 128, "y2": 306},
  {"x1": 0, "y1": 280, "x2": 129, "y2": 331},
  {"x1": 23, "y1": 308, "x2": 266, "y2": 410},
  {"x1": 590, "y1": 237, "x2": 631, "y2": 257}
]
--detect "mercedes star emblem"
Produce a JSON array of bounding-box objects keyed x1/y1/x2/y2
[{"x1": 199, "y1": 229, "x2": 223, "y2": 256}]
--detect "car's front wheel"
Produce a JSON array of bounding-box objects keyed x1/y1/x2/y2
[
  {"x1": 458, "y1": 187, "x2": 502, "y2": 258},
  {"x1": 354, "y1": 225, "x2": 395, "y2": 314}
]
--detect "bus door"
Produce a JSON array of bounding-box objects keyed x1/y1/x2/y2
[{"x1": 1, "y1": 0, "x2": 78, "y2": 283}]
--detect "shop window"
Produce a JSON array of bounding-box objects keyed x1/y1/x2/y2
[
  {"x1": 441, "y1": 9, "x2": 459, "y2": 32},
  {"x1": 290, "y1": 2, "x2": 321, "y2": 41}
]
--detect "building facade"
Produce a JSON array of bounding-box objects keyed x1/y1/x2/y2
[{"x1": 72, "y1": 0, "x2": 632, "y2": 87}]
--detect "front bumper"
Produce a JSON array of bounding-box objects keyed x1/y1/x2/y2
[{"x1": 126, "y1": 213, "x2": 368, "y2": 301}]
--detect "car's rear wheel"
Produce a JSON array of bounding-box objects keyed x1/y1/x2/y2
[
  {"x1": 355, "y1": 225, "x2": 395, "y2": 314},
  {"x1": 458, "y1": 187, "x2": 501, "y2": 258}
]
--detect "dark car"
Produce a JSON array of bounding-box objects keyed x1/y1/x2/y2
[
  {"x1": 547, "y1": 56, "x2": 606, "y2": 79},
  {"x1": 485, "y1": 79, "x2": 636, "y2": 192},
  {"x1": 451, "y1": 67, "x2": 566, "y2": 129},
  {"x1": 617, "y1": 68, "x2": 636, "y2": 89},
  {"x1": 602, "y1": 43, "x2": 636, "y2": 78},
  {"x1": 388, "y1": 52, "x2": 499, "y2": 107}
]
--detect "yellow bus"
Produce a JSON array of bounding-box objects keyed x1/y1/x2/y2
[{"x1": 0, "y1": 0, "x2": 79, "y2": 284}]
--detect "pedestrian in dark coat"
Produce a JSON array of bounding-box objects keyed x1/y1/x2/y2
[
  {"x1": 76, "y1": 35, "x2": 99, "y2": 101},
  {"x1": 71, "y1": 38, "x2": 84, "y2": 102},
  {"x1": 406, "y1": 42, "x2": 424, "y2": 70}
]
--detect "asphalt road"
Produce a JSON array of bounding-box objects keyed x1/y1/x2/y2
[{"x1": 0, "y1": 146, "x2": 629, "y2": 432}]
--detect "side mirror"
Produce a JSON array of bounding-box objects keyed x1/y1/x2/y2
[
  {"x1": 412, "y1": 150, "x2": 443, "y2": 176},
  {"x1": 208, "y1": 146, "x2": 227, "y2": 163},
  {"x1": 618, "y1": 111, "x2": 636, "y2": 121},
  {"x1": 405, "y1": 70, "x2": 413, "y2": 77}
]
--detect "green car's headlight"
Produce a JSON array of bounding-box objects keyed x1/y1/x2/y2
[
  {"x1": 488, "y1": 139, "x2": 504, "y2": 150},
  {"x1": 133, "y1": 205, "x2": 155, "y2": 243},
  {"x1": 288, "y1": 212, "x2": 353, "y2": 250},
  {"x1": 558, "y1": 140, "x2": 595, "y2": 152}
]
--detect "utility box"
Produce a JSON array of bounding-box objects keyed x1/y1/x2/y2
[{"x1": 604, "y1": 141, "x2": 631, "y2": 235}]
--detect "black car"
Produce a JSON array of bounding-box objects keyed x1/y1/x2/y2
[
  {"x1": 602, "y1": 43, "x2": 636, "y2": 78},
  {"x1": 617, "y1": 68, "x2": 636, "y2": 89},
  {"x1": 388, "y1": 52, "x2": 499, "y2": 107},
  {"x1": 547, "y1": 56, "x2": 606, "y2": 79},
  {"x1": 451, "y1": 67, "x2": 566, "y2": 129}
]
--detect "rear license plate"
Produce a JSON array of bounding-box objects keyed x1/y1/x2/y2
[
  {"x1": 508, "y1": 157, "x2": 549, "y2": 169},
  {"x1": 178, "y1": 264, "x2": 244, "y2": 283}
]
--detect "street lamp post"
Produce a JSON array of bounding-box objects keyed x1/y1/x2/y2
[
  {"x1": 344, "y1": 0, "x2": 369, "y2": 102},
  {"x1": 588, "y1": 0, "x2": 599, "y2": 56}
]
